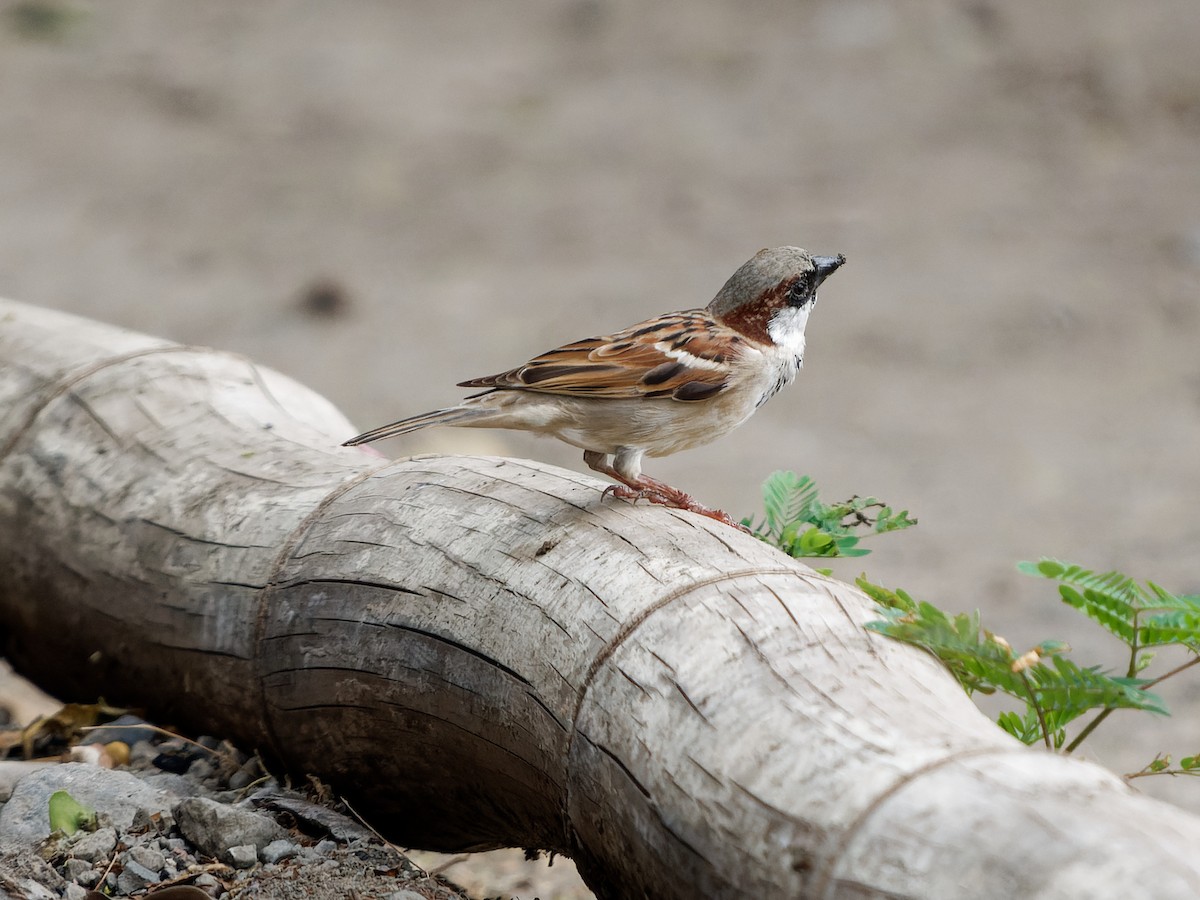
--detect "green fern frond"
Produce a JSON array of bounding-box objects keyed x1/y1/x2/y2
[
  {"x1": 1026, "y1": 656, "x2": 1166, "y2": 720},
  {"x1": 1144, "y1": 582, "x2": 1200, "y2": 612},
  {"x1": 1056, "y1": 585, "x2": 1137, "y2": 642},
  {"x1": 1138, "y1": 610, "x2": 1200, "y2": 649},
  {"x1": 759, "y1": 471, "x2": 817, "y2": 539},
  {"x1": 1018, "y1": 559, "x2": 1144, "y2": 606},
  {"x1": 747, "y1": 473, "x2": 914, "y2": 559}
]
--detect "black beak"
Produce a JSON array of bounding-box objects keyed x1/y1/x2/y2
[{"x1": 812, "y1": 254, "x2": 846, "y2": 287}]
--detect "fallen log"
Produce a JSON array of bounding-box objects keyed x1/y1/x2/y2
[{"x1": 1, "y1": 297, "x2": 1198, "y2": 899}]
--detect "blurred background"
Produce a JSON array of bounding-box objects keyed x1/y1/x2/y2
[{"x1": 2, "y1": 0, "x2": 1199, "y2": 896}]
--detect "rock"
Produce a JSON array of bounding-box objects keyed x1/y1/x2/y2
[
  {"x1": 260, "y1": 838, "x2": 299, "y2": 864},
  {"x1": 116, "y1": 857, "x2": 160, "y2": 893},
  {"x1": 62, "y1": 857, "x2": 93, "y2": 881},
  {"x1": 126, "y1": 842, "x2": 166, "y2": 873},
  {"x1": 386, "y1": 891, "x2": 427, "y2": 900},
  {"x1": 225, "y1": 843, "x2": 257, "y2": 869},
  {"x1": 69, "y1": 827, "x2": 117, "y2": 864},
  {"x1": 0, "y1": 760, "x2": 57, "y2": 803},
  {"x1": 130, "y1": 803, "x2": 177, "y2": 835},
  {"x1": 174, "y1": 797, "x2": 287, "y2": 857},
  {"x1": 0, "y1": 851, "x2": 63, "y2": 897},
  {"x1": 313, "y1": 838, "x2": 338, "y2": 856},
  {"x1": 63, "y1": 884, "x2": 89, "y2": 900},
  {"x1": 194, "y1": 873, "x2": 220, "y2": 888},
  {"x1": 0, "y1": 764, "x2": 180, "y2": 851},
  {"x1": 74, "y1": 867, "x2": 101, "y2": 888},
  {"x1": 137, "y1": 772, "x2": 199, "y2": 801}
]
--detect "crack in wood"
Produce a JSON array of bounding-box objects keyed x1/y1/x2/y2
[
  {"x1": 0, "y1": 345, "x2": 190, "y2": 462},
  {"x1": 811, "y1": 746, "x2": 1032, "y2": 900}
]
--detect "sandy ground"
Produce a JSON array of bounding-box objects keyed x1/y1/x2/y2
[{"x1": 2, "y1": 1, "x2": 1199, "y2": 896}]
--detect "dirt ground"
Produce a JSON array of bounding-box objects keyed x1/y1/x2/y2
[{"x1": 2, "y1": 1, "x2": 1199, "y2": 896}]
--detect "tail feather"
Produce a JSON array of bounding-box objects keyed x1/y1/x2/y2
[{"x1": 342, "y1": 406, "x2": 496, "y2": 446}]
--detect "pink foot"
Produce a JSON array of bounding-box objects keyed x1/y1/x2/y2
[{"x1": 602, "y1": 483, "x2": 750, "y2": 533}]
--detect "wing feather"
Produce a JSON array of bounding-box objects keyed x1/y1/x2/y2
[{"x1": 457, "y1": 311, "x2": 741, "y2": 401}]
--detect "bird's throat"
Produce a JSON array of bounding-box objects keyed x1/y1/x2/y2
[{"x1": 767, "y1": 305, "x2": 810, "y2": 355}]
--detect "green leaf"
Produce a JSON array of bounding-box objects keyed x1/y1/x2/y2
[
  {"x1": 796, "y1": 527, "x2": 837, "y2": 557},
  {"x1": 748, "y1": 473, "x2": 915, "y2": 559},
  {"x1": 1144, "y1": 582, "x2": 1200, "y2": 611},
  {"x1": 1020, "y1": 559, "x2": 1143, "y2": 603},
  {"x1": 1017, "y1": 559, "x2": 1065, "y2": 579},
  {"x1": 997, "y1": 710, "x2": 1040, "y2": 744},
  {"x1": 874, "y1": 506, "x2": 917, "y2": 534},
  {"x1": 48, "y1": 790, "x2": 96, "y2": 836},
  {"x1": 1026, "y1": 655, "x2": 1167, "y2": 722},
  {"x1": 865, "y1": 577, "x2": 1165, "y2": 732},
  {"x1": 856, "y1": 576, "x2": 916, "y2": 613},
  {"x1": 865, "y1": 598, "x2": 1025, "y2": 698},
  {"x1": 1057, "y1": 585, "x2": 1137, "y2": 643},
  {"x1": 761, "y1": 471, "x2": 818, "y2": 539},
  {"x1": 1138, "y1": 610, "x2": 1200, "y2": 648}
]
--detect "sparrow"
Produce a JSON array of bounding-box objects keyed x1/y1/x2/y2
[{"x1": 343, "y1": 247, "x2": 845, "y2": 529}]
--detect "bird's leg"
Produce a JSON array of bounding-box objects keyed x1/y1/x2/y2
[
  {"x1": 584, "y1": 451, "x2": 674, "y2": 505},
  {"x1": 583, "y1": 451, "x2": 749, "y2": 532},
  {"x1": 629, "y1": 474, "x2": 750, "y2": 532}
]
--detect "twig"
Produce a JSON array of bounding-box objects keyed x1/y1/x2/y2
[
  {"x1": 1017, "y1": 670, "x2": 1052, "y2": 750},
  {"x1": 338, "y1": 795, "x2": 413, "y2": 864},
  {"x1": 427, "y1": 854, "x2": 471, "y2": 877},
  {"x1": 1126, "y1": 767, "x2": 1200, "y2": 780},
  {"x1": 79, "y1": 723, "x2": 222, "y2": 756},
  {"x1": 1144, "y1": 654, "x2": 1200, "y2": 688}
]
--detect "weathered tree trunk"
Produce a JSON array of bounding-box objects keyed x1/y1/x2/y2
[{"x1": 1, "y1": 297, "x2": 1198, "y2": 899}]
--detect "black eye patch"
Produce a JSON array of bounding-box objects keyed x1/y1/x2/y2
[{"x1": 786, "y1": 274, "x2": 814, "y2": 306}]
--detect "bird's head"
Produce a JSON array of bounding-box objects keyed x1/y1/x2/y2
[{"x1": 708, "y1": 247, "x2": 845, "y2": 348}]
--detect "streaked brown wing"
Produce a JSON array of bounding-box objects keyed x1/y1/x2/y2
[{"x1": 458, "y1": 311, "x2": 740, "y2": 402}]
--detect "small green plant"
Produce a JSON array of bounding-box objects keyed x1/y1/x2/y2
[
  {"x1": 861, "y1": 562, "x2": 1200, "y2": 759},
  {"x1": 742, "y1": 471, "x2": 915, "y2": 559},
  {"x1": 48, "y1": 790, "x2": 95, "y2": 836},
  {"x1": 745, "y1": 473, "x2": 1200, "y2": 771}
]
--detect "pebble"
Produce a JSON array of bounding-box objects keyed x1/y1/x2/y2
[
  {"x1": 61, "y1": 858, "x2": 93, "y2": 882},
  {"x1": 74, "y1": 868, "x2": 101, "y2": 888},
  {"x1": 116, "y1": 858, "x2": 160, "y2": 893},
  {"x1": 225, "y1": 843, "x2": 258, "y2": 869},
  {"x1": 126, "y1": 843, "x2": 166, "y2": 873},
  {"x1": 174, "y1": 796, "x2": 287, "y2": 857},
  {"x1": 260, "y1": 838, "x2": 300, "y2": 864},
  {"x1": 62, "y1": 884, "x2": 89, "y2": 900},
  {"x1": 70, "y1": 826, "x2": 117, "y2": 863}
]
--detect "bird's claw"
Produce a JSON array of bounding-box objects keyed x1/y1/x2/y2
[
  {"x1": 602, "y1": 483, "x2": 675, "y2": 506},
  {"x1": 603, "y1": 483, "x2": 750, "y2": 533}
]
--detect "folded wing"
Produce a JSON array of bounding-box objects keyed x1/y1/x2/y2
[{"x1": 459, "y1": 311, "x2": 740, "y2": 402}]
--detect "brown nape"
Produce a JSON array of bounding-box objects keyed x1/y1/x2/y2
[{"x1": 713, "y1": 280, "x2": 789, "y2": 344}]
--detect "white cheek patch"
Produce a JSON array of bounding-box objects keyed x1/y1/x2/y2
[{"x1": 653, "y1": 342, "x2": 728, "y2": 372}]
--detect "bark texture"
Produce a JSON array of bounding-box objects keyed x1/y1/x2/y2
[{"x1": 1, "y1": 297, "x2": 1198, "y2": 899}]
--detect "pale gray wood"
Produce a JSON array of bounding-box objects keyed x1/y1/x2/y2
[{"x1": 1, "y1": 296, "x2": 1197, "y2": 899}]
